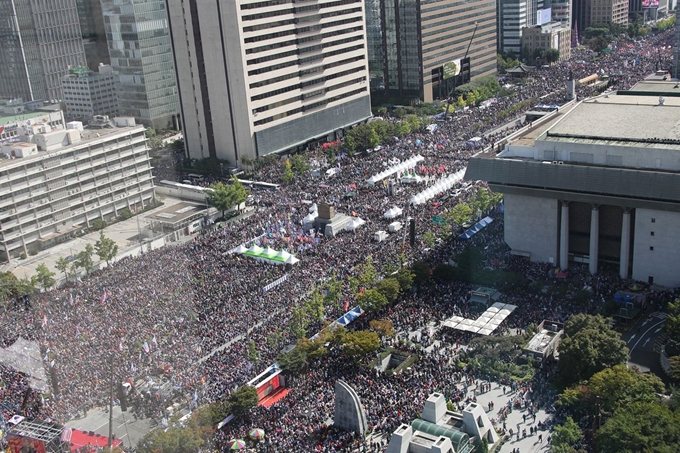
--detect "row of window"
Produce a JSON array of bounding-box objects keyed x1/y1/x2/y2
[
  {"x1": 241, "y1": 0, "x2": 361, "y2": 22},
  {"x1": 249, "y1": 54, "x2": 365, "y2": 89},
  {"x1": 248, "y1": 43, "x2": 364, "y2": 76},
  {"x1": 246, "y1": 32, "x2": 363, "y2": 65},
  {"x1": 251, "y1": 64, "x2": 365, "y2": 102},
  {"x1": 254, "y1": 86, "x2": 365, "y2": 126},
  {"x1": 245, "y1": 16, "x2": 361, "y2": 49}
]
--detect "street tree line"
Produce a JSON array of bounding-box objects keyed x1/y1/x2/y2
[{"x1": 1, "y1": 231, "x2": 119, "y2": 304}]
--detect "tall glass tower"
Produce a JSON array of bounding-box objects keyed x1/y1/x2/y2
[
  {"x1": 0, "y1": 0, "x2": 86, "y2": 102},
  {"x1": 101, "y1": 0, "x2": 179, "y2": 130}
]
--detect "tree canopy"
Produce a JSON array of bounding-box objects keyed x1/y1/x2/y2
[
  {"x1": 558, "y1": 314, "x2": 628, "y2": 386},
  {"x1": 95, "y1": 231, "x2": 118, "y2": 266},
  {"x1": 595, "y1": 402, "x2": 680, "y2": 453},
  {"x1": 558, "y1": 365, "x2": 665, "y2": 418}
]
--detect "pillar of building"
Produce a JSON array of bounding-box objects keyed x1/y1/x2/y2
[
  {"x1": 589, "y1": 205, "x2": 599, "y2": 274},
  {"x1": 620, "y1": 208, "x2": 631, "y2": 279},
  {"x1": 560, "y1": 201, "x2": 569, "y2": 270}
]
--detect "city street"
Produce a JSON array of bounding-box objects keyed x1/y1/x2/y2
[{"x1": 622, "y1": 311, "x2": 668, "y2": 376}]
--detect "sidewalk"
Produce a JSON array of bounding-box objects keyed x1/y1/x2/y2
[{"x1": 2, "y1": 197, "x2": 189, "y2": 283}]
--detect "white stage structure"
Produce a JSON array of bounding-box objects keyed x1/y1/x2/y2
[
  {"x1": 410, "y1": 169, "x2": 466, "y2": 205},
  {"x1": 366, "y1": 155, "x2": 425, "y2": 185},
  {"x1": 441, "y1": 302, "x2": 517, "y2": 336}
]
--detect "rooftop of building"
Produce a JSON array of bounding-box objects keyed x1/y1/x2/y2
[
  {"x1": 546, "y1": 93, "x2": 680, "y2": 142},
  {"x1": 0, "y1": 110, "x2": 51, "y2": 126},
  {"x1": 147, "y1": 201, "x2": 208, "y2": 226},
  {"x1": 527, "y1": 21, "x2": 570, "y2": 32},
  {"x1": 0, "y1": 124, "x2": 144, "y2": 170}
]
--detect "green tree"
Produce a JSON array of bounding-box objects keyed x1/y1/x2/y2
[
  {"x1": 559, "y1": 365, "x2": 665, "y2": 417},
  {"x1": 91, "y1": 219, "x2": 107, "y2": 231},
  {"x1": 550, "y1": 417, "x2": 582, "y2": 452},
  {"x1": 228, "y1": 175, "x2": 248, "y2": 211},
  {"x1": 304, "y1": 288, "x2": 326, "y2": 321},
  {"x1": 376, "y1": 278, "x2": 401, "y2": 303},
  {"x1": 465, "y1": 91, "x2": 477, "y2": 106},
  {"x1": 118, "y1": 208, "x2": 133, "y2": 221},
  {"x1": 349, "y1": 255, "x2": 380, "y2": 294},
  {"x1": 351, "y1": 124, "x2": 380, "y2": 150},
  {"x1": 394, "y1": 107, "x2": 406, "y2": 118},
  {"x1": 35, "y1": 263, "x2": 56, "y2": 291},
  {"x1": 144, "y1": 127, "x2": 163, "y2": 151},
  {"x1": 595, "y1": 402, "x2": 680, "y2": 453},
  {"x1": 228, "y1": 385, "x2": 259, "y2": 418},
  {"x1": 136, "y1": 425, "x2": 204, "y2": 453},
  {"x1": 544, "y1": 48, "x2": 560, "y2": 63},
  {"x1": 277, "y1": 347, "x2": 307, "y2": 375},
  {"x1": 410, "y1": 262, "x2": 430, "y2": 284},
  {"x1": 395, "y1": 268, "x2": 415, "y2": 292},
  {"x1": 0, "y1": 271, "x2": 19, "y2": 303},
  {"x1": 448, "y1": 202, "x2": 473, "y2": 227},
  {"x1": 664, "y1": 299, "x2": 680, "y2": 346},
  {"x1": 76, "y1": 244, "x2": 96, "y2": 275},
  {"x1": 423, "y1": 231, "x2": 436, "y2": 248},
  {"x1": 588, "y1": 36, "x2": 609, "y2": 52},
  {"x1": 17, "y1": 275, "x2": 38, "y2": 295},
  {"x1": 206, "y1": 182, "x2": 234, "y2": 218},
  {"x1": 55, "y1": 257, "x2": 70, "y2": 282},
  {"x1": 282, "y1": 159, "x2": 295, "y2": 183},
  {"x1": 290, "y1": 153, "x2": 310, "y2": 175},
  {"x1": 341, "y1": 330, "x2": 380, "y2": 358},
  {"x1": 94, "y1": 230, "x2": 119, "y2": 266},
  {"x1": 558, "y1": 314, "x2": 628, "y2": 386},
  {"x1": 356, "y1": 288, "x2": 389, "y2": 312},
  {"x1": 247, "y1": 339, "x2": 260, "y2": 364},
  {"x1": 289, "y1": 305, "x2": 309, "y2": 339}
]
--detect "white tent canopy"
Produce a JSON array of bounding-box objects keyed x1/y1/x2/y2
[
  {"x1": 384, "y1": 206, "x2": 403, "y2": 219},
  {"x1": 367, "y1": 154, "x2": 424, "y2": 185},
  {"x1": 231, "y1": 244, "x2": 248, "y2": 254},
  {"x1": 346, "y1": 217, "x2": 366, "y2": 231},
  {"x1": 285, "y1": 255, "x2": 300, "y2": 265},
  {"x1": 410, "y1": 168, "x2": 467, "y2": 205},
  {"x1": 303, "y1": 212, "x2": 318, "y2": 224}
]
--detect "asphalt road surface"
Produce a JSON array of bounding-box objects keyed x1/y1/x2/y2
[{"x1": 622, "y1": 311, "x2": 668, "y2": 378}]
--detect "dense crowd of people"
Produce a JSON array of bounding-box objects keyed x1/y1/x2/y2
[{"x1": 0, "y1": 27, "x2": 677, "y2": 452}]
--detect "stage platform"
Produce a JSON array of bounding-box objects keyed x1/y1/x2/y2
[{"x1": 259, "y1": 388, "x2": 291, "y2": 408}]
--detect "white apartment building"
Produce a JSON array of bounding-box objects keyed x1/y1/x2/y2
[
  {"x1": 166, "y1": 0, "x2": 372, "y2": 165},
  {"x1": 62, "y1": 65, "x2": 119, "y2": 121},
  {"x1": 0, "y1": 118, "x2": 154, "y2": 262}
]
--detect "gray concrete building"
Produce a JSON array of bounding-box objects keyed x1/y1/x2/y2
[
  {"x1": 62, "y1": 65, "x2": 118, "y2": 121},
  {"x1": 465, "y1": 80, "x2": 680, "y2": 287},
  {"x1": 101, "y1": 0, "x2": 180, "y2": 130},
  {"x1": 166, "y1": 0, "x2": 372, "y2": 165},
  {"x1": 0, "y1": 0, "x2": 87, "y2": 103},
  {"x1": 0, "y1": 118, "x2": 154, "y2": 262}
]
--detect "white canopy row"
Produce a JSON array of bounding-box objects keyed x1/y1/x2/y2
[
  {"x1": 409, "y1": 168, "x2": 466, "y2": 205},
  {"x1": 384, "y1": 206, "x2": 403, "y2": 219},
  {"x1": 230, "y1": 244, "x2": 300, "y2": 265},
  {"x1": 366, "y1": 154, "x2": 425, "y2": 185},
  {"x1": 441, "y1": 302, "x2": 517, "y2": 336}
]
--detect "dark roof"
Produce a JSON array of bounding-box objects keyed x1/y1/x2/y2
[
  {"x1": 506, "y1": 64, "x2": 535, "y2": 74},
  {"x1": 465, "y1": 158, "x2": 680, "y2": 204}
]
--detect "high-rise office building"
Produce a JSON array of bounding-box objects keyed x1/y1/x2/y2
[
  {"x1": 101, "y1": 0, "x2": 180, "y2": 130},
  {"x1": 367, "y1": 0, "x2": 497, "y2": 103},
  {"x1": 76, "y1": 0, "x2": 110, "y2": 70},
  {"x1": 573, "y1": 0, "x2": 628, "y2": 30},
  {"x1": 166, "y1": 0, "x2": 372, "y2": 165},
  {"x1": 498, "y1": 0, "x2": 541, "y2": 55},
  {"x1": 0, "y1": 0, "x2": 86, "y2": 102}
]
